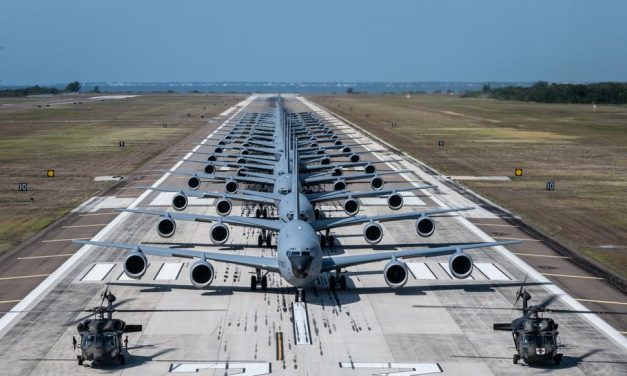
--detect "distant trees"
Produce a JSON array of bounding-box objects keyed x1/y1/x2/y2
[
  {"x1": 92, "y1": 85, "x2": 101, "y2": 93},
  {"x1": 346, "y1": 87, "x2": 354, "y2": 94},
  {"x1": 485, "y1": 81, "x2": 627, "y2": 104},
  {"x1": 0, "y1": 85, "x2": 60, "y2": 97},
  {"x1": 64, "y1": 81, "x2": 81, "y2": 93}
]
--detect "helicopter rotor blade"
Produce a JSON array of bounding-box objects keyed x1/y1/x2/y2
[
  {"x1": 493, "y1": 323, "x2": 513, "y2": 331},
  {"x1": 513, "y1": 274, "x2": 528, "y2": 309}
]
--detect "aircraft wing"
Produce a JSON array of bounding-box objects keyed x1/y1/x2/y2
[
  {"x1": 167, "y1": 169, "x2": 276, "y2": 185},
  {"x1": 310, "y1": 206, "x2": 474, "y2": 231},
  {"x1": 301, "y1": 170, "x2": 411, "y2": 185},
  {"x1": 302, "y1": 159, "x2": 402, "y2": 173},
  {"x1": 321, "y1": 241, "x2": 520, "y2": 272},
  {"x1": 74, "y1": 240, "x2": 279, "y2": 272},
  {"x1": 119, "y1": 208, "x2": 284, "y2": 232},
  {"x1": 307, "y1": 185, "x2": 434, "y2": 203}
]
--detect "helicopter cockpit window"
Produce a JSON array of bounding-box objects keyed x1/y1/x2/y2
[
  {"x1": 83, "y1": 335, "x2": 95, "y2": 347},
  {"x1": 544, "y1": 335, "x2": 554, "y2": 347},
  {"x1": 104, "y1": 334, "x2": 116, "y2": 348}
]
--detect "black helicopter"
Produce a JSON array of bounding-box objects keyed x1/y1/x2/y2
[
  {"x1": 73, "y1": 287, "x2": 142, "y2": 366},
  {"x1": 493, "y1": 281, "x2": 564, "y2": 365}
]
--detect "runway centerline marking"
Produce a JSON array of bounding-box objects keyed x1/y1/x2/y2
[
  {"x1": 0, "y1": 274, "x2": 51, "y2": 281},
  {"x1": 62, "y1": 224, "x2": 108, "y2": 229},
  {"x1": 41, "y1": 237, "x2": 91, "y2": 243},
  {"x1": 542, "y1": 273, "x2": 604, "y2": 280},
  {"x1": 18, "y1": 254, "x2": 73, "y2": 260}
]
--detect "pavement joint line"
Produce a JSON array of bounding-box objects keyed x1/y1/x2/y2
[
  {"x1": 542, "y1": 273, "x2": 605, "y2": 280},
  {"x1": 574, "y1": 298, "x2": 627, "y2": 306},
  {"x1": 301, "y1": 96, "x2": 627, "y2": 350},
  {"x1": 0, "y1": 96, "x2": 254, "y2": 338},
  {"x1": 491, "y1": 236, "x2": 541, "y2": 242},
  {"x1": 62, "y1": 223, "x2": 108, "y2": 229},
  {"x1": 513, "y1": 252, "x2": 570, "y2": 259},
  {"x1": 0, "y1": 274, "x2": 51, "y2": 281},
  {"x1": 17, "y1": 254, "x2": 74, "y2": 260},
  {"x1": 473, "y1": 223, "x2": 518, "y2": 228},
  {"x1": 41, "y1": 237, "x2": 91, "y2": 243},
  {"x1": 0, "y1": 300, "x2": 21, "y2": 304},
  {"x1": 78, "y1": 212, "x2": 117, "y2": 217}
]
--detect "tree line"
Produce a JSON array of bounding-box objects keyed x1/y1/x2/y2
[{"x1": 0, "y1": 81, "x2": 82, "y2": 97}]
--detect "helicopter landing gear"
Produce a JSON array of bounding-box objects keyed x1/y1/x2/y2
[
  {"x1": 295, "y1": 288, "x2": 306, "y2": 302},
  {"x1": 513, "y1": 354, "x2": 520, "y2": 364},
  {"x1": 554, "y1": 353, "x2": 563, "y2": 365},
  {"x1": 250, "y1": 269, "x2": 267, "y2": 291},
  {"x1": 329, "y1": 269, "x2": 347, "y2": 291},
  {"x1": 77, "y1": 355, "x2": 84, "y2": 366}
]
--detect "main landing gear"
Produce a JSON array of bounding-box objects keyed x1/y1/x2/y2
[
  {"x1": 329, "y1": 269, "x2": 347, "y2": 291},
  {"x1": 255, "y1": 206, "x2": 268, "y2": 219},
  {"x1": 319, "y1": 229, "x2": 334, "y2": 248},
  {"x1": 250, "y1": 268, "x2": 268, "y2": 291},
  {"x1": 257, "y1": 230, "x2": 272, "y2": 247},
  {"x1": 295, "y1": 288, "x2": 306, "y2": 302}
]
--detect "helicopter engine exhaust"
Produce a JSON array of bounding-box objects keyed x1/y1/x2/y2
[
  {"x1": 210, "y1": 223, "x2": 230, "y2": 245},
  {"x1": 370, "y1": 176, "x2": 384, "y2": 190},
  {"x1": 187, "y1": 176, "x2": 201, "y2": 190},
  {"x1": 343, "y1": 198, "x2": 360, "y2": 216},
  {"x1": 190, "y1": 260, "x2": 215, "y2": 288},
  {"x1": 215, "y1": 198, "x2": 232, "y2": 216},
  {"x1": 387, "y1": 193, "x2": 403, "y2": 210},
  {"x1": 157, "y1": 217, "x2": 176, "y2": 238},
  {"x1": 383, "y1": 260, "x2": 408, "y2": 288},
  {"x1": 124, "y1": 252, "x2": 148, "y2": 279},
  {"x1": 363, "y1": 222, "x2": 383, "y2": 244},
  {"x1": 172, "y1": 193, "x2": 188, "y2": 211},
  {"x1": 448, "y1": 251, "x2": 473, "y2": 279},
  {"x1": 415, "y1": 216, "x2": 435, "y2": 237}
]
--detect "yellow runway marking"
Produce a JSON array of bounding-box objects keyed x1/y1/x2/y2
[
  {"x1": 542, "y1": 273, "x2": 604, "y2": 280},
  {"x1": 0, "y1": 274, "x2": 51, "y2": 281},
  {"x1": 575, "y1": 298, "x2": 627, "y2": 306},
  {"x1": 42, "y1": 237, "x2": 91, "y2": 243},
  {"x1": 493, "y1": 236, "x2": 541, "y2": 242},
  {"x1": 18, "y1": 254, "x2": 73, "y2": 260},
  {"x1": 474, "y1": 223, "x2": 518, "y2": 228},
  {"x1": 0, "y1": 300, "x2": 21, "y2": 304},
  {"x1": 513, "y1": 252, "x2": 569, "y2": 259},
  {"x1": 62, "y1": 224, "x2": 108, "y2": 229},
  {"x1": 79, "y1": 212, "x2": 116, "y2": 217}
]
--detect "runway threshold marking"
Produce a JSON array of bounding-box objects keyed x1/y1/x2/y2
[
  {"x1": 62, "y1": 223, "x2": 108, "y2": 229},
  {"x1": 0, "y1": 274, "x2": 51, "y2": 281},
  {"x1": 41, "y1": 237, "x2": 91, "y2": 243},
  {"x1": 575, "y1": 298, "x2": 627, "y2": 306},
  {"x1": 513, "y1": 252, "x2": 570, "y2": 259},
  {"x1": 542, "y1": 273, "x2": 604, "y2": 280},
  {"x1": 18, "y1": 254, "x2": 73, "y2": 260},
  {"x1": 276, "y1": 331, "x2": 284, "y2": 361}
]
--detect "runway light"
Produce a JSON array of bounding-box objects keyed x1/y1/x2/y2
[
  {"x1": 47, "y1": 170, "x2": 55, "y2": 177},
  {"x1": 514, "y1": 168, "x2": 523, "y2": 177}
]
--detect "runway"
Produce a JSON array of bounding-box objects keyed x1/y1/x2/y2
[{"x1": 0, "y1": 94, "x2": 625, "y2": 375}]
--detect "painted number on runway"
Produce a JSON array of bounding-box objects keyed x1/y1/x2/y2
[
  {"x1": 546, "y1": 181, "x2": 555, "y2": 191},
  {"x1": 18, "y1": 183, "x2": 28, "y2": 191},
  {"x1": 438, "y1": 140, "x2": 444, "y2": 147},
  {"x1": 169, "y1": 362, "x2": 270, "y2": 375},
  {"x1": 339, "y1": 362, "x2": 442, "y2": 375}
]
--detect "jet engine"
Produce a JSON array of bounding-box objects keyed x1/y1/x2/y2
[
  {"x1": 332, "y1": 167, "x2": 342, "y2": 176},
  {"x1": 241, "y1": 149, "x2": 250, "y2": 155},
  {"x1": 157, "y1": 217, "x2": 176, "y2": 238},
  {"x1": 364, "y1": 164, "x2": 376, "y2": 174},
  {"x1": 333, "y1": 180, "x2": 347, "y2": 191},
  {"x1": 236, "y1": 167, "x2": 247, "y2": 177},
  {"x1": 320, "y1": 157, "x2": 331, "y2": 165},
  {"x1": 334, "y1": 140, "x2": 343, "y2": 146},
  {"x1": 415, "y1": 216, "x2": 435, "y2": 238},
  {"x1": 387, "y1": 193, "x2": 403, "y2": 210},
  {"x1": 225, "y1": 179, "x2": 238, "y2": 193},
  {"x1": 187, "y1": 176, "x2": 201, "y2": 190},
  {"x1": 189, "y1": 260, "x2": 215, "y2": 288},
  {"x1": 172, "y1": 193, "x2": 188, "y2": 211},
  {"x1": 316, "y1": 150, "x2": 325, "y2": 155},
  {"x1": 214, "y1": 147, "x2": 223, "y2": 154},
  {"x1": 343, "y1": 198, "x2": 360, "y2": 216},
  {"x1": 217, "y1": 141, "x2": 226, "y2": 146},
  {"x1": 210, "y1": 223, "x2": 230, "y2": 245},
  {"x1": 215, "y1": 198, "x2": 232, "y2": 216},
  {"x1": 370, "y1": 176, "x2": 384, "y2": 190},
  {"x1": 448, "y1": 251, "x2": 473, "y2": 279},
  {"x1": 204, "y1": 164, "x2": 215, "y2": 174},
  {"x1": 342, "y1": 147, "x2": 352, "y2": 153},
  {"x1": 383, "y1": 260, "x2": 408, "y2": 288},
  {"x1": 363, "y1": 222, "x2": 383, "y2": 244},
  {"x1": 310, "y1": 142, "x2": 319, "y2": 148},
  {"x1": 207, "y1": 155, "x2": 217, "y2": 162},
  {"x1": 237, "y1": 158, "x2": 246, "y2": 165},
  {"x1": 350, "y1": 154, "x2": 360, "y2": 163},
  {"x1": 123, "y1": 252, "x2": 148, "y2": 279}
]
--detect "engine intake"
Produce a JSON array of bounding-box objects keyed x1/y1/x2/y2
[
  {"x1": 207, "y1": 155, "x2": 217, "y2": 162},
  {"x1": 157, "y1": 217, "x2": 176, "y2": 238},
  {"x1": 320, "y1": 157, "x2": 331, "y2": 165},
  {"x1": 190, "y1": 260, "x2": 215, "y2": 288},
  {"x1": 333, "y1": 180, "x2": 347, "y2": 191},
  {"x1": 364, "y1": 164, "x2": 376, "y2": 174},
  {"x1": 363, "y1": 223, "x2": 383, "y2": 244},
  {"x1": 350, "y1": 154, "x2": 360, "y2": 163},
  {"x1": 370, "y1": 176, "x2": 384, "y2": 190},
  {"x1": 332, "y1": 167, "x2": 342, "y2": 176},
  {"x1": 172, "y1": 193, "x2": 188, "y2": 211},
  {"x1": 210, "y1": 223, "x2": 230, "y2": 245},
  {"x1": 342, "y1": 147, "x2": 352, "y2": 153},
  {"x1": 415, "y1": 216, "x2": 435, "y2": 238},
  {"x1": 237, "y1": 158, "x2": 246, "y2": 165},
  {"x1": 343, "y1": 198, "x2": 360, "y2": 216},
  {"x1": 215, "y1": 198, "x2": 232, "y2": 216},
  {"x1": 124, "y1": 252, "x2": 148, "y2": 279},
  {"x1": 387, "y1": 193, "x2": 403, "y2": 210},
  {"x1": 334, "y1": 140, "x2": 343, "y2": 146},
  {"x1": 187, "y1": 176, "x2": 201, "y2": 190},
  {"x1": 384, "y1": 260, "x2": 408, "y2": 288},
  {"x1": 214, "y1": 147, "x2": 223, "y2": 154},
  {"x1": 225, "y1": 180, "x2": 238, "y2": 193},
  {"x1": 204, "y1": 164, "x2": 215, "y2": 175},
  {"x1": 448, "y1": 251, "x2": 473, "y2": 279}
]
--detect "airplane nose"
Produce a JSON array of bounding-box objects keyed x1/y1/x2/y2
[{"x1": 289, "y1": 256, "x2": 314, "y2": 278}]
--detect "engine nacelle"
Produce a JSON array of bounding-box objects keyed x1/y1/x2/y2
[
  {"x1": 332, "y1": 167, "x2": 342, "y2": 176},
  {"x1": 316, "y1": 150, "x2": 325, "y2": 155},
  {"x1": 350, "y1": 154, "x2": 360, "y2": 163},
  {"x1": 333, "y1": 180, "x2": 347, "y2": 191},
  {"x1": 387, "y1": 193, "x2": 403, "y2": 211},
  {"x1": 225, "y1": 179, "x2": 238, "y2": 193},
  {"x1": 215, "y1": 198, "x2": 232, "y2": 216},
  {"x1": 187, "y1": 176, "x2": 201, "y2": 190},
  {"x1": 415, "y1": 216, "x2": 435, "y2": 238},
  {"x1": 189, "y1": 260, "x2": 215, "y2": 288},
  {"x1": 241, "y1": 148, "x2": 250, "y2": 155},
  {"x1": 237, "y1": 158, "x2": 246, "y2": 165},
  {"x1": 204, "y1": 164, "x2": 215, "y2": 174},
  {"x1": 364, "y1": 164, "x2": 376, "y2": 174},
  {"x1": 207, "y1": 155, "x2": 217, "y2": 162},
  {"x1": 342, "y1": 147, "x2": 352, "y2": 153},
  {"x1": 217, "y1": 141, "x2": 226, "y2": 146},
  {"x1": 448, "y1": 251, "x2": 473, "y2": 279},
  {"x1": 214, "y1": 147, "x2": 223, "y2": 154},
  {"x1": 320, "y1": 157, "x2": 331, "y2": 165},
  {"x1": 210, "y1": 223, "x2": 230, "y2": 245},
  {"x1": 363, "y1": 222, "x2": 383, "y2": 244},
  {"x1": 123, "y1": 252, "x2": 148, "y2": 279},
  {"x1": 334, "y1": 140, "x2": 343, "y2": 146},
  {"x1": 157, "y1": 217, "x2": 176, "y2": 238},
  {"x1": 370, "y1": 176, "x2": 384, "y2": 190},
  {"x1": 343, "y1": 198, "x2": 360, "y2": 216},
  {"x1": 236, "y1": 167, "x2": 247, "y2": 176},
  {"x1": 172, "y1": 193, "x2": 188, "y2": 211},
  {"x1": 383, "y1": 260, "x2": 408, "y2": 288}
]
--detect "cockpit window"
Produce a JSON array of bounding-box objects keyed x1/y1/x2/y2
[{"x1": 301, "y1": 250, "x2": 311, "y2": 256}]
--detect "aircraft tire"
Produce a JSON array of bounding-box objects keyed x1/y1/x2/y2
[
  {"x1": 513, "y1": 354, "x2": 519, "y2": 364},
  {"x1": 554, "y1": 354, "x2": 562, "y2": 365},
  {"x1": 77, "y1": 356, "x2": 83, "y2": 366},
  {"x1": 320, "y1": 236, "x2": 326, "y2": 248},
  {"x1": 251, "y1": 276, "x2": 257, "y2": 290},
  {"x1": 255, "y1": 209, "x2": 261, "y2": 218},
  {"x1": 257, "y1": 235, "x2": 263, "y2": 247},
  {"x1": 329, "y1": 275, "x2": 336, "y2": 290},
  {"x1": 119, "y1": 355, "x2": 126, "y2": 365},
  {"x1": 261, "y1": 276, "x2": 268, "y2": 291},
  {"x1": 266, "y1": 235, "x2": 272, "y2": 247},
  {"x1": 327, "y1": 235, "x2": 334, "y2": 247},
  {"x1": 262, "y1": 208, "x2": 268, "y2": 218},
  {"x1": 340, "y1": 275, "x2": 347, "y2": 290}
]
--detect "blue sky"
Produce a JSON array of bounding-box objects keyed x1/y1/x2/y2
[{"x1": 1, "y1": 0, "x2": 625, "y2": 84}]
